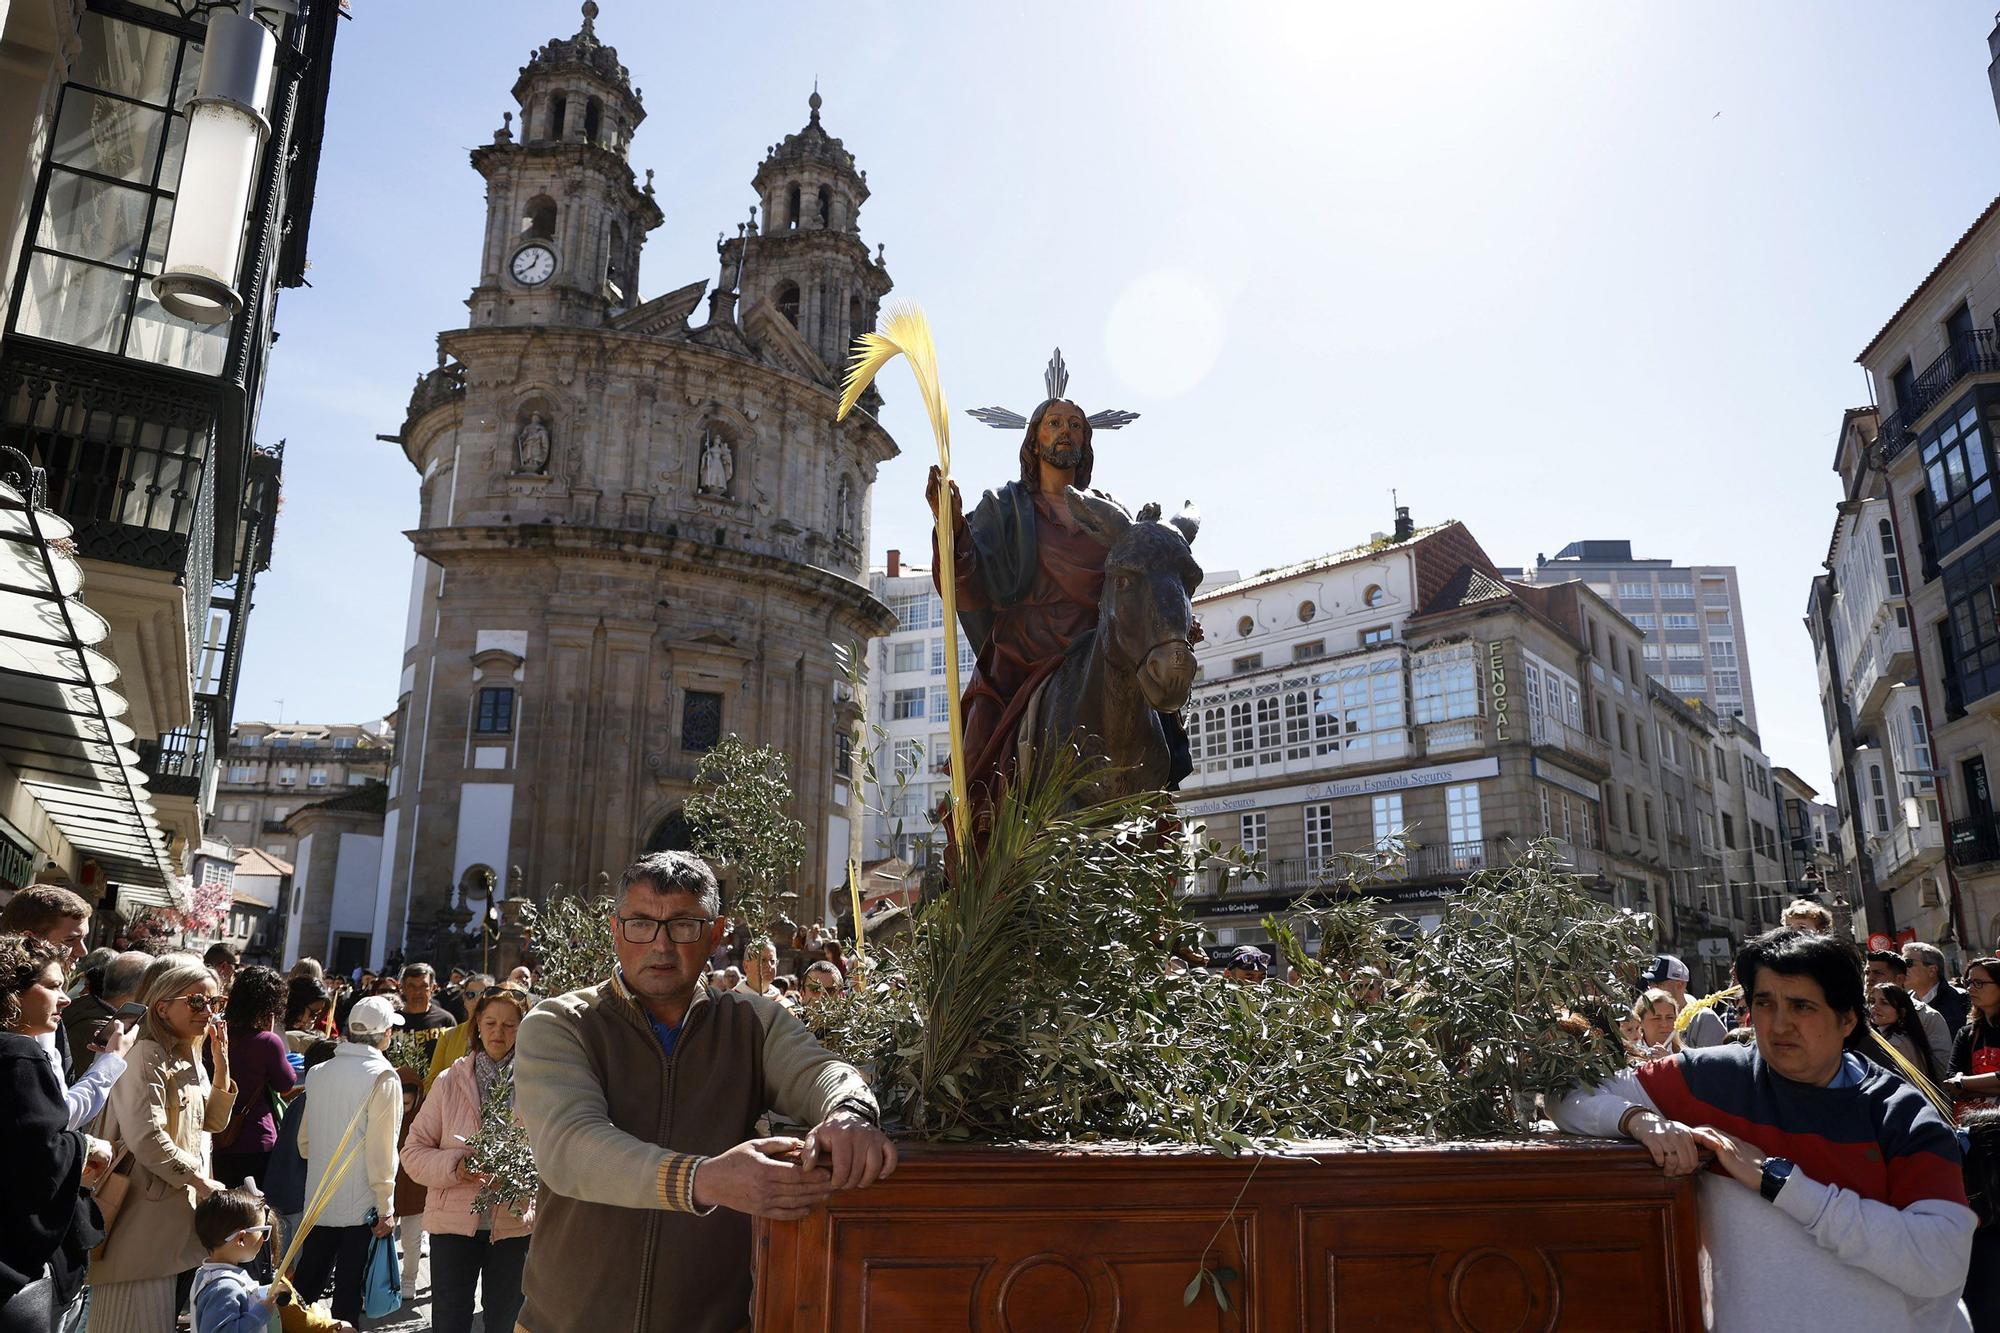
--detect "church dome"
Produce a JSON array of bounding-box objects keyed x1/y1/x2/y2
[
  {"x1": 753, "y1": 88, "x2": 867, "y2": 204},
  {"x1": 512, "y1": 1, "x2": 644, "y2": 128}
]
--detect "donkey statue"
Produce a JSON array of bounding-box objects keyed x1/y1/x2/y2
[{"x1": 1024, "y1": 488, "x2": 1203, "y2": 806}]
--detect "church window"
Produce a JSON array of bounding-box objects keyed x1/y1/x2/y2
[
  {"x1": 584, "y1": 97, "x2": 603, "y2": 145},
  {"x1": 475, "y1": 687, "x2": 514, "y2": 734},
  {"x1": 522, "y1": 196, "x2": 556, "y2": 240},
  {"x1": 607, "y1": 222, "x2": 625, "y2": 297},
  {"x1": 817, "y1": 185, "x2": 832, "y2": 228},
  {"x1": 786, "y1": 185, "x2": 801, "y2": 229},
  {"x1": 550, "y1": 95, "x2": 567, "y2": 141},
  {"x1": 681, "y1": 690, "x2": 724, "y2": 751},
  {"x1": 776, "y1": 281, "x2": 801, "y2": 327},
  {"x1": 849, "y1": 294, "x2": 865, "y2": 337}
]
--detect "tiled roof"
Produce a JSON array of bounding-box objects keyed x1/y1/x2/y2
[
  {"x1": 1193, "y1": 522, "x2": 1457, "y2": 602},
  {"x1": 1856, "y1": 193, "x2": 2000, "y2": 365},
  {"x1": 233, "y1": 847, "x2": 294, "y2": 877},
  {"x1": 1414, "y1": 565, "x2": 1514, "y2": 617}
]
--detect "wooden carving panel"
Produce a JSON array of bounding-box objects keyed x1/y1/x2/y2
[
  {"x1": 820, "y1": 1211, "x2": 1251, "y2": 1332},
  {"x1": 754, "y1": 1141, "x2": 1700, "y2": 1332}
]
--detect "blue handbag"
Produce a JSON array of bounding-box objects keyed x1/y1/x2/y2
[{"x1": 361, "y1": 1208, "x2": 403, "y2": 1319}]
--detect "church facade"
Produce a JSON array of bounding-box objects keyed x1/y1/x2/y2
[{"x1": 375, "y1": 4, "x2": 896, "y2": 961}]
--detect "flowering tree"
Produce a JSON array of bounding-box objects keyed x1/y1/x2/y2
[{"x1": 182, "y1": 878, "x2": 231, "y2": 938}]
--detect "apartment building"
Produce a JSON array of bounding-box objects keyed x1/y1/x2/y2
[{"x1": 210, "y1": 720, "x2": 393, "y2": 864}]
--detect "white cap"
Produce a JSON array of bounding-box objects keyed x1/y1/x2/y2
[{"x1": 347, "y1": 995, "x2": 405, "y2": 1037}]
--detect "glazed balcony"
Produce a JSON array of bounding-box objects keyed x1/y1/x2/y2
[
  {"x1": 1845, "y1": 614, "x2": 1915, "y2": 726},
  {"x1": 1869, "y1": 819, "x2": 1944, "y2": 886},
  {"x1": 1417, "y1": 715, "x2": 1487, "y2": 756}
]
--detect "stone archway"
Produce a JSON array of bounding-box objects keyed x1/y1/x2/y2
[{"x1": 645, "y1": 810, "x2": 693, "y2": 854}]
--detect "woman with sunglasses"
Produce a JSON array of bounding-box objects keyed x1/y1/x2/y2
[
  {"x1": 86, "y1": 954, "x2": 237, "y2": 1333},
  {"x1": 1946, "y1": 957, "x2": 2000, "y2": 1113}
]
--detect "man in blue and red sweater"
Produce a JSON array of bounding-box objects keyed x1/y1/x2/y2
[{"x1": 1555, "y1": 927, "x2": 1976, "y2": 1330}]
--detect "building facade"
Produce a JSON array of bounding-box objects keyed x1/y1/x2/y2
[
  {"x1": 1173, "y1": 510, "x2": 1767, "y2": 987},
  {"x1": 377, "y1": 9, "x2": 896, "y2": 965},
  {"x1": 1512, "y1": 541, "x2": 1759, "y2": 732},
  {"x1": 0, "y1": 0, "x2": 338, "y2": 931},
  {"x1": 209, "y1": 719, "x2": 392, "y2": 863},
  {"x1": 860, "y1": 551, "x2": 962, "y2": 868},
  {"x1": 1854, "y1": 190, "x2": 2000, "y2": 953}
]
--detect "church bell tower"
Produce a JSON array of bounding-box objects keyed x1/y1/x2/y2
[
  {"x1": 467, "y1": 1, "x2": 662, "y2": 328},
  {"x1": 719, "y1": 89, "x2": 891, "y2": 371}
]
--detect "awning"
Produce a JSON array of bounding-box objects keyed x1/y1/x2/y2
[{"x1": 0, "y1": 474, "x2": 177, "y2": 893}]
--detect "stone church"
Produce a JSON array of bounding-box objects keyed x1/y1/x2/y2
[{"x1": 376, "y1": 3, "x2": 897, "y2": 958}]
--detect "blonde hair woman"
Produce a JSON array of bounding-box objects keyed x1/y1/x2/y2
[
  {"x1": 1631, "y1": 987, "x2": 1680, "y2": 1058},
  {"x1": 85, "y1": 954, "x2": 236, "y2": 1333}
]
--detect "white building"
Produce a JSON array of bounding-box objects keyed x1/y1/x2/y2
[{"x1": 861, "y1": 552, "x2": 966, "y2": 867}]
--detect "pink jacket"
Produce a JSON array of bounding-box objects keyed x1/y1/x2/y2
[{"x1": 400, "y1": 1053, "x2": 534, "y2": 1239}]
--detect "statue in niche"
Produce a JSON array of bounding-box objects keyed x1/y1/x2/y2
[
  {"x1": 835, "y1": 476, "x2": 855, "y2": 541},
  {"x1": 698, "y1": 426, "x2": 734, "y2": 496},
  {"x1": 518, "y1": 412, "x2": 552, "y2": 474}
]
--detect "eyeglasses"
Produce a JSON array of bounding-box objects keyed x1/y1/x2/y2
[
  {"x1": 177, "y1": 994, "x2": 220, "y2": 1013},
  {"x1": 1969, "y1": 979, "x2": 1998, "y2": 991},
  {"x1": 616, "y1": 915, "x2": 715, "y2": 944},
  {"x1": 234, "y1": 1224, "x2": 272, "y2": 1239}
]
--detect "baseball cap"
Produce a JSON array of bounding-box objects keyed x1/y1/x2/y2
[
  {"x1": 347, "y1": 995, "x2": 405, "y2": 1037},
  {"x1": 1639, "y1": 955, "x2": 1689, "y2": 985}
]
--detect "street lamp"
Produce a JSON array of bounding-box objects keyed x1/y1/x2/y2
[{"x1": 152, "y1": 5, "x2": 276, "y2": 324}]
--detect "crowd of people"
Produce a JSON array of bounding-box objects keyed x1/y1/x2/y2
[
  {"x1": 1555, "y1": 896, "x2": 2000, "y2": 1330},
  {"x1": 0, "y1": 856, "x2": 888, "y2": 1333},
  {"x1": 14, "y1": 863, "x2": 2000, "y2": 1331}
]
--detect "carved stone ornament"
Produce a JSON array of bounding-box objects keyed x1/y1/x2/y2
[
  {"x1": 835, "y1": 475, "x2": 855, "y2": 541},
  {"x1": 517, "y1": 412, "x2": 553, "y2": 474}
]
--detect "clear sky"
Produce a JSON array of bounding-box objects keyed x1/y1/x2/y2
[{"x1": 243, "y1": 0, "x2": 2000, "y2": 795}]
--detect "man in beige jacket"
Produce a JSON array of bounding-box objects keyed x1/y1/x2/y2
[{"x1": 516, "y1": 851, "x2": 896, "y2": 1333}]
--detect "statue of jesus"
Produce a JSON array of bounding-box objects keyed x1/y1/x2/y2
[{"x1": 931, "y1": 362, "x2": 1193, "y2": 808}]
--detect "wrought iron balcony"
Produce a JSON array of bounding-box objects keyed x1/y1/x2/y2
[
  {"x1": 1952, "y1": 811, "x2": 2000, "y2": 868},
  {"x1": 137, "y1": 696, "x2": 216, "y2": 801},
  {"x1": 1877, "y1": 329, "x2": 2000, "y2": 461}
]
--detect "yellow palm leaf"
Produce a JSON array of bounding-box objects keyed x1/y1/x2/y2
[{"x1": 836, "y1": 304, "x2": 969, "y2": 852}]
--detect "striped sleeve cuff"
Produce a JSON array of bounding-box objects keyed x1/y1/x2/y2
[{"x1": 655, "y1": 1152, "x2": 715, "y2": 1214}]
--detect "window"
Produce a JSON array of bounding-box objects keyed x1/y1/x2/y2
[
  {"x1": 891, "y1": 739, "x2": 922, "y2": 779},
  {"x1": 1706, "y1": 611, "x2": 1732, "y2": 629},
  {"x1": 1664, "y1": 614, "x2": 1697, "y2": 629},
  {"x1": 929, "y1": 685, "x2": 949, "y2": 721},
  {"x1": 1712, "y1": 670, "x2": 1741, "y2": 692},
  {"x1": 1617, "y1": 582, "x2": 1652, "y2": 601},
  {"x1": 1413, "y1": 644, "x2": 1480, "y2": 723},
  {"x1": 1658, "y1": 582, "x2": 1693, "y2": 599},
  {"x1": 1605, "y1": 786, "x2": 1620, "y2": 829},
  {"x1": 1304, "y1": 803, "x2": 1335, "y2": 868},
  {"x1": 1668, "y1": 673, "x2": 1706, "y2": 691},
  {"x1": 270, "y1": 737, "x2": 291, "y2": 748},
  {"x1": 1298, "y1": 600, "x2": 1317, "y2": 623},
  {"x1": 1616, "y1": 712, "x2": 1629, "y2": 753},
  {"x1": 1232, "y1": 653, "x2": 1264, "y2": 674},
  {"x1": 1627, "y1": 613, "x2": 1656, "y2": 630},
  {"x1": 681, "y1": 690, "x2": 723, "y2": 750},
  {"x1": 889, "y1": 593, "x2": 942, "y2": 630},
  {"x1": 1363, "y1": 585, "x2": 1386, "y2": 608},
  {"x1": 277, "y1": 768, "x2": 296, "y2": 787},
  {"x1": 1239, "y1": 812, "x2": 1267, "y2": 856},
  {"x1": 238, "y1": 734, "x2": 260, "y2": 748},
  {"x1": 1642, "y1": 643, "x2": 1660, "y2": 660},
  {"x1": 1445, "y1": 784, "x2": 1483, "y2": 862},
  {"x1": 307, "y1": 770, "x2": 327, "y2": 787},
  {"x1": 1921, "y1": 404, "x2": 1996, "y2": 556},
  {"x1": 1667, "y1": 643, "x2": 1702, "y2": 659},
  {"x1": 1292, "y1": 639, "x2": 1326, "y2": 662},
  {"x1": 776, "y1": 281, "x2": 801, "y2": 327},
  {"x1": 1236, "y1": 615, "x2": 1255, "y2": 637},
  {"x1": 892, "y1": 641, "x2": 923, "y2": 673},
  {"x1": 1911, "y1": 705, "x2": 1936, "y2": 790},
  {"x1": 930, "y1": 638, "x2": 945, "y2": 676},
  {"x1": 1256, "y1": 696, "x2": 1281, "y2": 760},
  {"x1": 1371, "y1": 794, "x2": 1402, "y2": 851},
  {"x1": 476, "y1": 687, "x2": 515, "y2": 734},
  {"x1": 1643, "y1": 799, "x2": 1656, "y2": 839},
  {"x1": 1360, "y1": 625, "x2": 1392, "y2": 646},
  {"x1": 334, "y1": 737, "x2": 356, "y2": 750},
  {"x1": 1880, "y1": 518, "x2": 1904, "y2": 597},
  {"x1": 229, "y1": 766, "x2": 255, "y2": 783},
  {"x1": 1869, "y1": 763, "x2": 1891, "y2": 834},
  {"x1": 1708, "y1": 640, "x2": 1737, "y2": 665},
  {"x1": 1229, "y1": 701, "x2": 1253, "y2": 768},
  {"x1": 1539, "y1": 786, "x2": 1553, "y2": 835},
  {"x1": 13, "y1": 11, "x2": 230, "y2": 373}
]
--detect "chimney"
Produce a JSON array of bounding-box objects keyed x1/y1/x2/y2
[
  {"x1": 1393, "y1": 505, "x2": 1413, "y2": 542},
  {"x1": 886, "y1": 548, "x2": 900, "y2": 578}
]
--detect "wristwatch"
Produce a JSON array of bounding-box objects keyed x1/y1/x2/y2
[
  {"x1": 1760, "y1": 1156, "x2": 1794, "y2": 1202},
  {"x1": 829, "y1": 1096, "x2": 880, "y2": 1128}
]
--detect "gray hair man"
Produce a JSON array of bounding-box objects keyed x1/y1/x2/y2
[
  {"x1": 293, "y1": 994, "x2": 404, "y2": 1324},
  {"x1": 515, "y1": 851, "x2": 895, "y2": 1333},
  {"x1": 1903, "y1": 941, "x2": 1970, "y2": 1037},
  {"x1": 62, "y1": 948, "x2": 149, "y2": 1082}
]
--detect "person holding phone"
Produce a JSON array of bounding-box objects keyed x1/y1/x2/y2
[
  {"x1": 86, "y1": 954, "x2": 237, "y2": 1333},
  {"x1": 61, "y1": 951, "x2": 149, "y2": 1083}
]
